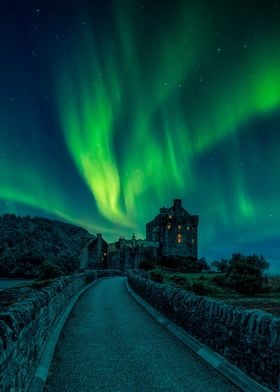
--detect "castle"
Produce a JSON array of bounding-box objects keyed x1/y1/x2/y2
[
  {"x1": 83, "y1": 199, "x2": 199, "y2": 270},
  {"x1": 146, "y1": 199, "x2": 199, "y2": 259},
  {"x1": 106, "y1": 199, "x2": 199, "y2": 270}
]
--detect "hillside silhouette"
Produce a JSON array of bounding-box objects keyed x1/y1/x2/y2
[{"x1": 0, "y1": 214, "x2": 94, "y2": 278}]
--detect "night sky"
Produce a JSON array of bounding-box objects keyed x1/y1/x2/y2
[{"x1": 0, "y1": 1, "x2": 279, "y2": 273}]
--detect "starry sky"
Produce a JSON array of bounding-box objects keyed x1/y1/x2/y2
[{"x1": 0, "y1": 0, "x2": 279, "y2": 273}]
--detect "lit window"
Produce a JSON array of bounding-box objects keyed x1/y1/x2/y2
[
  {"x1": 177, "y1": 233, "x2": 182, "y2": 243},
  {"x1": 178, "y1": 225, "x2": 181, "y2": 230},
  {"x1": 187, "y1": 226, "x2": 190, "y2": 230},
  {"x1": 191, "y1": 239, "x2": 195, "y2": 244},
  {"x1": 169, "y1": 215, "x2": 172, "y2": 219},
  {"x1": 167, "y1": 224, "x2": 171, "y2": 230}
]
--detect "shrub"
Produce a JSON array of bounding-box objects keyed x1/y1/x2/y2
[
  {"x1": 159, "y1": 255, "x2": 202, "y2": 272},
  {"x1": 170, "y1": 275, "x2": 186, "y2": 286},
  {"x1": 170, "y1": 275, "x2": 192, "y2": 290},
  {"x1": 211, "y1": 259, "x2": 230, "y2": 273},
  {"x1": 150, "y1": 271, "x2": 164, "y2": 283},
  {"x1": 211, "y1": 275, "x2": 225, "y2": 287},
  {"x1": 198, "y1": 257, "x2": 210, "y2": 271},
  {"x1": 37, "y1": 261, "x2": 64, "y2": 280},
  {"x1": 260, "y1": 285, "x2": 272, "y2": 294},
  {"x1": 138, "y1": 259, "x2": 156, "y2": 271},
  {"x1": 191, "y1": 283, "x2": 219, "y2": 295},
  {"x1": 191, "y1": 283, "x2": 209, "y2": 295},
  {"x1": 31, "y1": 279, "x2": 52, "y2": 289}
]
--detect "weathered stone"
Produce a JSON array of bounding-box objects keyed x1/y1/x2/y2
[
  {"x1": 0, "y1": 312, "x2": 21, "y2": 340},
  {"x1": 0, "y1": 269, "x2": 124, "y2": 392},
  {"x1": 128, "y1": 272, "x2": 280, "y2": 392},
  {"x1": 0, "y1": 320, "x2": 13, "y2": 350}
]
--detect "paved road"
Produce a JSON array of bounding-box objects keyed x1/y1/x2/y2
[{"x1": 45, "y1": 277, "x2": 240, "y2": 392}]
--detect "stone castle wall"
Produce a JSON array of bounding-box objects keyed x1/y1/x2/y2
[
  {"x1": 128, "y1": 272, "x2": 280, "y2": 391},
  {"x1": 0, "y1": 270, "x2": 123, "y2": 392}
]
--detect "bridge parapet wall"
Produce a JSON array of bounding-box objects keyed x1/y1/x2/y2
[
  {"x1": 0, "y1": 270, "x2": 123, "y2": 392},
  {"x1": 128, "y1": 272, "x2": 280, "y2": 391}
]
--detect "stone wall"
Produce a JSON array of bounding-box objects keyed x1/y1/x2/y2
[
  {"x1": 128, "y1": 272, "x2": 280, "y2": 391},
  {"x1": 87, "y1": 234, "x2": 108, "y2": 269},
  {"x1": 0, "y1": 270, "x2": 123, "y2": 392}
]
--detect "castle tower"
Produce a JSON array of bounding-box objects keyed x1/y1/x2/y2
[{"x1": 146, "y1": 199, "x2": 199, "y2": 259}]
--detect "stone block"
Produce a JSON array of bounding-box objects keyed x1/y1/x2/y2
[{"x1": 128, "y1": 272, "x2": 280, "y2": 391}]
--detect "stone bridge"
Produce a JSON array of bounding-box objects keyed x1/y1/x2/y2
[{"x1": 0, "y1": 271, "x2": 278, "y2": 392}]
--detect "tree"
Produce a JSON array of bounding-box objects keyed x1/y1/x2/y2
[
  {"x1": 211, "y1": 258, "x2": 230, "y2": 273},
  {"x1": 225, "y1": 253, "x2": 269, "y2": 294},
  {"x1": 198, "y1": 257, "x2": 210, "y2": 271},
  {"x1": 37, "y1": 261, "x2": 64, "y2": 280},
  {"x1": 0, "y1": 214, "x2": 93, "y2": 278}
]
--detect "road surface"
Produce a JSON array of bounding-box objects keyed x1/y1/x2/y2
[{"x1": 44, "y1": 277, "x2": 239, "y2": 392}]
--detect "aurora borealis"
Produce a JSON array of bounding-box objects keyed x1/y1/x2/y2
[{"x1": 0, "y1": 1, "x2": 279, "y2": 272}]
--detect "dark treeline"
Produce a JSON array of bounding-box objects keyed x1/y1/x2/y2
[{"x1": 0, "y1": 214, "x2": 93, "y2": 278}]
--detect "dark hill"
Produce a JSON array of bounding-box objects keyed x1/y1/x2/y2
[{"x1": 0, "y1": 214, "x2": 94, "y2": 278}]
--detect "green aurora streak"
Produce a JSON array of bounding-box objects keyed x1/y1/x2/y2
[
  {"x1": 56, "y1": 3, "x2": 280, "y2": 230},
  {"x1": 0, "y1": 1, "x2": 279, "y2": 268}
]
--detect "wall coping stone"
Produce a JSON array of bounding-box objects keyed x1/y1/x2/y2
[
  {"x1": 28, "y1": 277, "x2": 113, "y2": 392},
  {"x1": 0, "y1": 269, "x2": 125, "y2": 392},
  {"x1": 127, "y1": 272, "x2": 279, "y2": 391}
]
